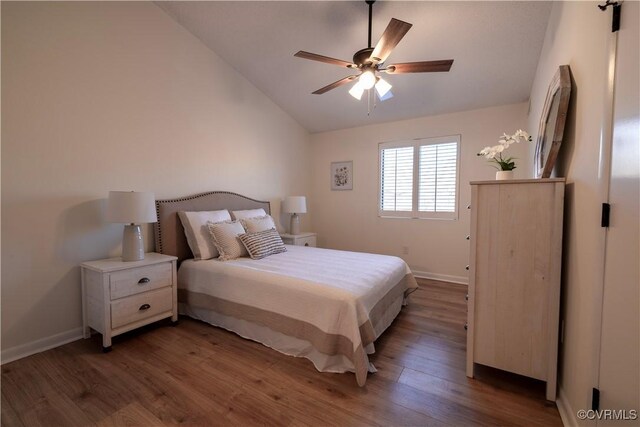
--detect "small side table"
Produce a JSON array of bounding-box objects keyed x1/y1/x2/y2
[
  {"x1": 81, "y1": 252, "x2": 178, "y2": 352},
  {"x1": 280, "y1": 232, "x2": 317, "y2": 247}
]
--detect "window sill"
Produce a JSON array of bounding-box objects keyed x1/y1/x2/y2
[{"x1": 378, "y1": 215, "x2": 458, "y2": 221}]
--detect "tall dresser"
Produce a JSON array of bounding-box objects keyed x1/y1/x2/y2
[{"x1": 466, "y1": 178, "x2": 565, "y2": 401}]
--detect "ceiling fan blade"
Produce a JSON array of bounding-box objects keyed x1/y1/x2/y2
[
  {"x1": 294, "y1": 51, "x2": 356, "y2": 69},
  {"x1": 385, "y1": 60, "x2": 454, "y2": 74},
  {"x1": 370, "y1": 18, "x2": 413, "y2": 64},
  {"x1": 312, "y1": 76, "x2": 357, "y2": 95}
]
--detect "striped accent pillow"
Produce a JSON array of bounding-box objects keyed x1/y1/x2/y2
[
  {"x1": 206, "y1": 220, "x2": 248, "y2": 261},
  {"x1": 238, "y1": 228, "x2": 287, "y2": 260}
]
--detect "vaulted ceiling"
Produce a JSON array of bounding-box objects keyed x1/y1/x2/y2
[{"x1": 156, "y1": 1, "x2": 552, "y2": 133}]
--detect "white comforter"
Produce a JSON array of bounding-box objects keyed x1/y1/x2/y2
[{"x1": 178, "y1": 245, "x2": 416, "y2": 385}]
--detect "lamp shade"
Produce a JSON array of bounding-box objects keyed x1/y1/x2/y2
[
  {"x1": 106, "y1": 191, "x2": 157, "y2": 224},
  {"x1": 359, "y1": 70, "x2": 376, "y2": 89},
  {"x1": 282, "y1": 196, "x2": 307, "y2": 214},
  {"x1": 375, "y1": 77, "x2": 392, "y2": 97},
  {"x1": 349, "y1": 81, "x2": 365, "y2": 100}
]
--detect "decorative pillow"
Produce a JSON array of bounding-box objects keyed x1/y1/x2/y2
[
  {"x1": 238, "y1": 229, "x2": 287, "y2": 260},
  {"x1": 239, "y1": 215, "x2": 277, "y2": 233},
  {"x1": 178, "y1": 210, "x2": 231, "y2": 260},
  {"x1": 232, "y1": 208, "x2": 267, "y2": 220},
  {"x1": 207, "y1": 220, "x2": 249, "y2": 261}
]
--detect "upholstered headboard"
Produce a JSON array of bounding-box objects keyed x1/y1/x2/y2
[{"x1": 154, "y1": 191, "x2": 271, "y2": 264}]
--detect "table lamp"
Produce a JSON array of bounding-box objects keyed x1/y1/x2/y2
[
  {"x1": 282, "y1": 196, "x2": 307, "y2": 235},
  {"x1": 106, "y1": 191, "x2": 157, "y2": 261}
]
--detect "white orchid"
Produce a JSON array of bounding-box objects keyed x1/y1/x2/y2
[
  {"x1": 479, "y1": 146, "x2": 492, "y2": 156},
  {"x1": 485, "y1": 150, "x2": 497, "y2": 159},
  {"x1": 477, "y1": 129, "x2": 533, "y2": 171},
  {"x1": 514, "y1": 129, "x2": 531, "y2": 142}
]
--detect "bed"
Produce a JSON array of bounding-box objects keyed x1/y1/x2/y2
[{"x1": 154, "y1": 191, "x2": 418, "y2": 386}]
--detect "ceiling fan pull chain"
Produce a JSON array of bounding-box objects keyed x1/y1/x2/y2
[{"x1": 374, "y1": 90, "x2": 378, "y2": 111}]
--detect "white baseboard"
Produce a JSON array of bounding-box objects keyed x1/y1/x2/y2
[
  {"x1": 412, "y1": 270, "x2": 469, "y2": 285},
  {"x1": 1, "y1": 327, "x2": 84, "y2": 365},
  {"x1": 0, "y1": 271, "x2": 465, "y2": 363},
  {"x1": 556, "y1": 386, "x2": 578, "y2": 427}
]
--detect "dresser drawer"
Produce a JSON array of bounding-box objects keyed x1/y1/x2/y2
[
  {"x1": 111, "y1": 287, "x2": 173, "y2": 329},
  {"x1": 110, "y1": 263, "x2": 172, "y2": 300}
]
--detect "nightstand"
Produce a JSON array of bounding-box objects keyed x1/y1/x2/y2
[
  {"x1": 280, "y1": 232, "x2": 317, "y2": 247},
  {"x1": 81, "y1": 252, "x2": 178, "y2": 352}
]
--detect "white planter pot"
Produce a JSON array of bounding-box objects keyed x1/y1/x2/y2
[{"x1": 496, "y1": 170, "x2": 514, "y2": 181}]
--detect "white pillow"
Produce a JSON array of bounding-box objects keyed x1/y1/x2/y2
[
  {"x1": 232, "y1": 208, "x2": 267, "y2": 220},
  {"x1": 178, "y1": 210, "x2": 231, "y2": 260},
  {"x1": 207, "y1": 220, "x2": 248, "y2": 261},
  {"x1": 239, "y1": 215, "x2": 276, "y2": 233}
]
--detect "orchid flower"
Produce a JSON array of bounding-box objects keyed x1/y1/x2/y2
[{"x1": 477, "y1": 130, "x2": 533, "y2": 171}]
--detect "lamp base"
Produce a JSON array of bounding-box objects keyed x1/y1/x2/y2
[
  {"x1": 290, "y1": 213, "x2": 300, "y2": 235},
  {"x1": 122, "y1": 224, "x2": 144, "y2": 262}
]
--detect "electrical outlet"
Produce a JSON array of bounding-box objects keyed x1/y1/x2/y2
[{"x1": 402, "y1": 246, "x2": 409, "y2": 255}]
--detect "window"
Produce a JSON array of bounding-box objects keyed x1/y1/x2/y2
[{"x1": 379, "y1": 135, "x2": 460, "y2": 219}]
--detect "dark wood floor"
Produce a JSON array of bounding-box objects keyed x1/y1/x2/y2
[{"x1": 1, "y1": 279, "x2": 562, "y2": 426}]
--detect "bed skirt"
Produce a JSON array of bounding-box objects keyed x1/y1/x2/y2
[{"x1": 179, "y1": 292, "x2": 406, "y2": 385}]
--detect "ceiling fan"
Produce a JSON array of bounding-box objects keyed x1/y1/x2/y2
[{"x1": 294, "y1": 0, "x2": 454, "y2": 101}]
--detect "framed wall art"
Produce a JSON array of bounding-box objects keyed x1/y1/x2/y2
[
  {"x1": 534, "y1": 65, "x2": 572, "y2": 178},
  {"x1": 331, "y1": 161, "x2": 353, "y2": 191}
]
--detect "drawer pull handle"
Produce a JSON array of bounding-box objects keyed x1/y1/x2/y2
[
  {"x1": 139, "y1": 304, "x2": 151, "y2": 311},
  {"x1": 138, "y1": 277, "x2": 150, "y2": 285},
  {"x1": 465, "y1": 235, "x2": 470, "y2": 240},
  {"x1": 464, "y1": 322, "x2": 468, "y2": 331},
  {"x1": 304, "y1": 243, "x2": 309, "y2": 247},
  {"x1": 465, "y1": 294, "x2": 469, "y2": 301},
  {"x1": 467, "y1": 204, "x2": 471, "y2": 210},
  {"x1": 465, "y1": 265, "x2": 470, "y2": 271}
]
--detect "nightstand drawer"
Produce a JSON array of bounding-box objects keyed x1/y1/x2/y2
[
  {"x1": 296, "y1": 236, "x2": 317, "y2": 247},
  {"x1": 111, "y1": 287, "x2": 173, "y2": 329},
  {"x1": 110, "y1": 263, "x2": 172, "y2": 300},
  {"x1": 280, "y1": 232, "x2": 317, "y2": 247}
]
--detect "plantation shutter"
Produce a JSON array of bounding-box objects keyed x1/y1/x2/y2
[
  {"x1": 380, "y1": 146, "x2": 414, "y2": 212},
  {"x1": 379, "y1": 136, "x2": 459, "y2": 219},
  {"x1": 419, "y1": 142, "x2": 458, "y2": 213}
]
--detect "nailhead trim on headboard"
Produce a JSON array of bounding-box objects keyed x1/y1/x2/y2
[{"x1": 154, "y1": 191, "x2": 271, "y2": 259}]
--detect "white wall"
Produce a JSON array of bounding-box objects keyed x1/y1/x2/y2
[
  {"x1": 1, "y1": 2, "x2": 310, "y2": 360},
  {"x1": 309, "y1": 103, "x2": 530, "y2": 283},
  {"x1": 525, "y1": 1, "x2": 610, "y2": 424}
]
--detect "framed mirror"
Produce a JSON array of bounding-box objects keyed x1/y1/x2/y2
[{"x1": 534, "y1": 65, "x2": 572, "y2": 178}]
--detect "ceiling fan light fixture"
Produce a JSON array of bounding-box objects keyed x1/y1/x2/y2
[
  {"x1": 294, "y1": 0, "x2": 454, "y2": 107},
  {"x1": 349, "y1": 81, "x2": 365, "y2": 100},
  {"x1": 359, "y1": 70, "x2": 376, "y2": 90},
  {"x1": 375, "y1": 77, "x2": 392, "y2": 97}
]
